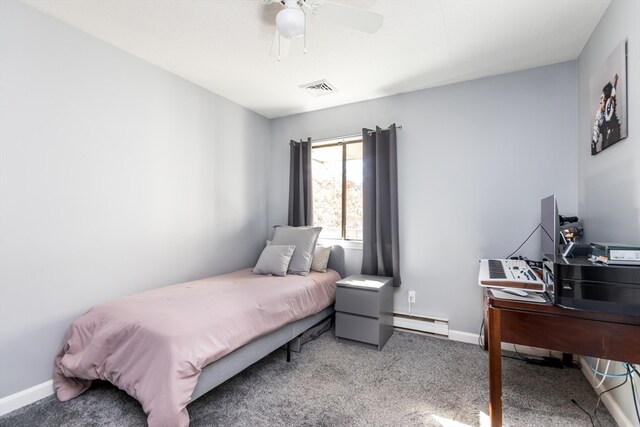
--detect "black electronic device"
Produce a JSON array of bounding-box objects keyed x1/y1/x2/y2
[
  {"x1": 590, "y1": 242, "x2": 640, "y2": 265},
  {"x1": 542, "y1": 254, "x2": 640, "y2": 316},
  {"x1": 559, "y1": 215, "x2": 579, "y2": 225}
]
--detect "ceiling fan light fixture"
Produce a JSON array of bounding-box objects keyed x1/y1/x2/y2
[{"x1": 276, "y1": 6, "x2": 305, "y2": 39}]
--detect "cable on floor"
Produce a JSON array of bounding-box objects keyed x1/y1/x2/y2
[
  {"x1": 587, "y1": 357, "x2": 629, "y2": 378},
  {"x1": 594, "y1": 375, "x2": 628, "y2": 420},
  {"x1": 627, "y1": 364, "x2": 640, "y2": 424},
  {"x1": 571, "y1": 399, "x2": 596, "y2": 427}
]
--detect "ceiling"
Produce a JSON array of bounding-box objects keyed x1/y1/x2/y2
[{"x1": 21, "y1": 0, "x2": 610, "y2": 119}]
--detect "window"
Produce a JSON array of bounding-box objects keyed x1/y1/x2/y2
[{"x1": 311, "y1": 138, "x2": 363, "y2": 240}]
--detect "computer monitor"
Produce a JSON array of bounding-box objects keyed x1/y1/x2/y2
[{"x1": 541, "y1": 195, "x2": 559, "y2": 257}]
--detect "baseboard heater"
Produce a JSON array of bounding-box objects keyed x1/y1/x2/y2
[{"x1": 392, "y1": 312, "x2": 449, "y2": 337}]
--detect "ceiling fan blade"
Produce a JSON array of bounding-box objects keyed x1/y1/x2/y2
[
  {"x1": 308, "y1": 1, "x2": 383, "y2": 33},
  {"x1": 269, "y1": 30, "x2": 292, "y2": 60}
]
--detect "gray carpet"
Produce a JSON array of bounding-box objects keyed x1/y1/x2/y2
[{"x1": 0, "y1": 330, "x2": 614, "y2": 426}]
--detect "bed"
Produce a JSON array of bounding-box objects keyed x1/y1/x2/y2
[{"x1": 53, "y1": 246, "x2": 345, "y2": 427}]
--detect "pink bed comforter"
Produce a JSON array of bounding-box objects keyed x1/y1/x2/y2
[{"x1": 53, "y1": 268, "x2": 339, "y2": 426}]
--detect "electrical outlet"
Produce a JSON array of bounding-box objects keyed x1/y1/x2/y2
[{"x1": 408, "y1": 290, "x2": 416, "y2": 304}]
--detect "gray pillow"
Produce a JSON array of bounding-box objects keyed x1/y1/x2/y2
[
  {"x1": 271, "y1": 226, "x2": 322, "y2": 275},
  {"x1": 311, "y1": 245, "x2": 332, "y2": 273},
  {"x1": 253, "y1": 245, "x2": 295, "y2": 277}
]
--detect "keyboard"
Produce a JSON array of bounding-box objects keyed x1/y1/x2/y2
[{"x1": 478, "y1": 259, "x2": 545, "y2": 292}]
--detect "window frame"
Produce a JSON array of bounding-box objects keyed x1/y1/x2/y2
[{"x1": 311, "y1": 137, "x2": 363, "y2": 241}]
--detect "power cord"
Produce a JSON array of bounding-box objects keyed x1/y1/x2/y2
[
  {"x1": 512, "y1": 344, "x2": 564, "y2": 368},
  {"x1": 594, "y1": 360, "x2": 611, "y2": 389},
  {"x1": 589, "y1": 362, "x2": 639, "y2": 423},
  {"x1": 478, "y1": 318, "x2": 485, "y2": 350},
  {"x1": 627, "y1": 364, "x2": 640, "y2": 424},
  {"x1": 477, "y1": 319, "x2": 527, "y2": 361},
  {"x1": 594, "y1": 375, "x2": 628, "y2": 421},
  {"x1": 477, "y1": 223, "x2": 543, "y2": 354},
  {"x1": 570, "y1": 364, "x2": 637, "y2": 427},
  {"x1": 571, "y1": 399, "x2": 596, "y2": 427},
  {"x1": 505, "y1": 223, "x2": 541, "y2": 259},
  {"x1": 477, "y1": 325, "x2": 566, "y2": 369},
  {"x1": 587, "y1": 357, "x2": 630, "y2": 378}
]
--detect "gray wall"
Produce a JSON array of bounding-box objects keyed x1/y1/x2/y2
[
  {"x1": 5, "y1": 0, "x2": 623, "y2": 406},
  {"x1": 578, "y1": 0, "x2": 639, "y2": 244},
  {"x1": 0, "y1": 1, "x2": 269, "y2": 398},
  {"x1": 577, "y1": 0, "x2": 639, "y2": 424},
  {"x1": 270, "y1": 61, "x2": 579, "y2": 334}
]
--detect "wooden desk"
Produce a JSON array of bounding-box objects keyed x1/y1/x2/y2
[{"x1": 484, "y1": 290, "x2": 640, "y2": 427}]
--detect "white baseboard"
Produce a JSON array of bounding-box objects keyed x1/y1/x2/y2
[
  {"x1": 579, "y1": 356, "x2": 637, "y2": 427},
  {"x1": 0, "y1": 380, "x2": 54, "y2": 416},
  {"x1": 448, "y1": 330, "x2": 479, "y2": 345}
]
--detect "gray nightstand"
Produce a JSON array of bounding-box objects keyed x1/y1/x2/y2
[{"x1": 334, "y1": 274, "x2": 394, "y2": 350}]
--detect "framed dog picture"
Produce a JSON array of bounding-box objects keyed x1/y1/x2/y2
[{"x1": 590, "y1": 41, "x2": 628, "y2": 155}]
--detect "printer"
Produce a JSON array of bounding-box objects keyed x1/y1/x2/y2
[{"x1": 542, "y1": 255, "x2": 640, "y2": 316}]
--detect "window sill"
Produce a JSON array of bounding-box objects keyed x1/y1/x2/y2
[{"x1": 317, "y1": 238, "x2": 363, "y2": 250}]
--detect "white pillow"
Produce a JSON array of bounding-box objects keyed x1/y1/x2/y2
[
  {"x1": 271, "y1": 226, "x2": 322, "y2": 275},
  {"x1": 253, "y1": 245, "x2": 295, "y2": 277},
  {"x1": 311, "y1": 245, "x2": 332, "y2": 273}
]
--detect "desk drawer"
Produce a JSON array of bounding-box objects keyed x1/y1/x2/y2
[
  {"x1": 335, "y1": 312, "x2": 379, "y2": 345},
  {"x1": 335, "y1": 286, "x2": 379, "y2": 317}
]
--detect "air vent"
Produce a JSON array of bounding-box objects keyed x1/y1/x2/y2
[{"x1": 300, "y1": 79, "x2": 337, "y2": 97}]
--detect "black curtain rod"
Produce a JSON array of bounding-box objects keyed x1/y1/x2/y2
[{"x1": 310, "y1": 125, "x2": 403, "y2": 144}]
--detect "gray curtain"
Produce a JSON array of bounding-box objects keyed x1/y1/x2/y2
[
  {"x1": 288, "y1": 138, "x2": 313, "y2": 226},
  {"x1": 361, "y1": 125, "x2": 401, "y2": 286}
]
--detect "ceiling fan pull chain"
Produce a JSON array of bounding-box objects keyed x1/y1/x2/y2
[{"x1": 303, "y1": 9, "x2": 307, "y2": 54}]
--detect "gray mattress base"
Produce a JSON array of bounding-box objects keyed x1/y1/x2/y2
[{"x1": 190, "y1": 306, "x2": 335, "y2": 402}]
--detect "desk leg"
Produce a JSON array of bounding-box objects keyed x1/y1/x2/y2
[{"x1": 488, "y1": 306, "x2": 502, "y2": 427}]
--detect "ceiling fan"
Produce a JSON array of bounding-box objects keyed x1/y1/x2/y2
[{"x1": 261, "y1": 0, "x2": 384, "y2": 60}]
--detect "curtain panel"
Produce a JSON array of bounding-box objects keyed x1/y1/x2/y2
[
  {"x1": 288, "y1": 138, "x2": 313, "y2": 227},
  {"x1": 361, "y1": 124, "x2": 401, "y2": 286}
]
